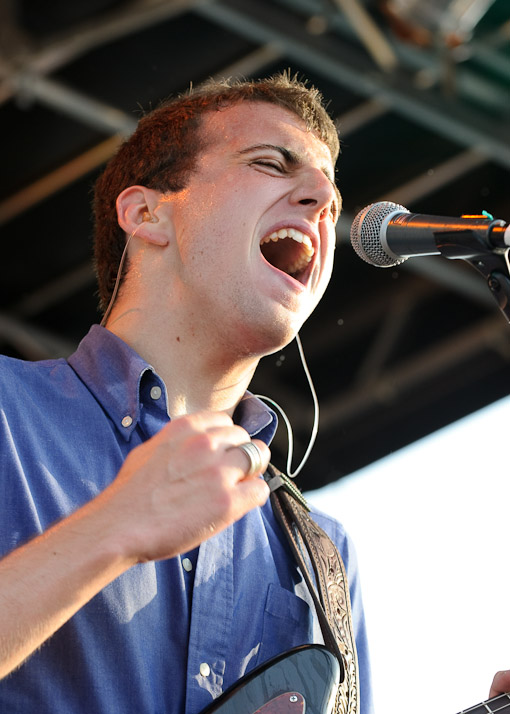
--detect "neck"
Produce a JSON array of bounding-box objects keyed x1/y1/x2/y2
[{"x1": 105, "y1": 306, "x2": 260, "y2": 418}]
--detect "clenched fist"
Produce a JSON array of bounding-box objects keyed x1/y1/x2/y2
[{"x1": 99, "y1": 410, "x2": 271, "y2": 563}]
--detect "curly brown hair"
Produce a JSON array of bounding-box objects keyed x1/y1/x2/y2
[{"x1": 93, "y1": 73, "x2": 340, "y2": 313}]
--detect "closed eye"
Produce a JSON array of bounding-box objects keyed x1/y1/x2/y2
[{"x1": 252, "y1": 159, "x2": 285, "y2": 173}]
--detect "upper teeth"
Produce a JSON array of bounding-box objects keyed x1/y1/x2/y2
[{"x1": 260, "y1": 228, "x2": 314, "y2": 257}]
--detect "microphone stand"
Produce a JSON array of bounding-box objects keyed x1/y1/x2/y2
[
  {"x1": 466, "y1": 251, "x2": 510, "y2": 324},
  {"x1": 431, "y1": 218, "x2": 510, "y2": 323}
]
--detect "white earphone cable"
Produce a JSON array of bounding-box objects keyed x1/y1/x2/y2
[
  {"x1": 102, "y1": 231, "x2": 319, "y2": 478},
  {"x1": 256, "y1": 332, "x2": 319, "y2": 479},
  {"x1": 100, "y1": 229, "x2": 137, "y2": 327}
]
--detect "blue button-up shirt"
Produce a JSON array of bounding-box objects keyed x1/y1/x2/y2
[{"x1": 0, "y1": 325, "x2": 373, "y2": 714}]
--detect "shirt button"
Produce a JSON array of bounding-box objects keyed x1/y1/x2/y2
[
  {"x1": 150, "y1": 386, "x2": 162, "y2": 400},
  {"x1": 182, "y1": 557, "x2": 193, "y2": 572},
  {"x1": 199, "y1": 662, "x2": 210, "y2": 677},
  {"x1": 121, "y1": 415, "x2": 133, "y2": 428}
]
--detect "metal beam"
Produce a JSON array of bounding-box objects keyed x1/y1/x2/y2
[
  {"x1": 14, "y1": 74, "x2": 137, "y2": 135},
  {"x1": 272, "y1": 0, "x2": 510, "y2": 111},
  {"x1": 0, "y1": 45, "x2": 282, "y2": 227},
  {"x1": 0, "y1": 135, "x2": 125, "y2": 226},
  {"x1": 197, "y1": 0, "x2": 510, "y2": 167},
  {"x1": 376, "y1": 147, "x2": 488, "y2": 208},
  {"x1": 330, "y1": 0, "x2": 397, "y2": 72},
  {"x1": 0, "y1": 313, "x2": 77, "y2": 360},
  {"x1": 319, "y1": 313, "x2": 510, "y2": 430},
  {"x1": 334, "y1": 98, "x2": 389, "y2": 136},
  {"x1": 0, "y1": 0, "x2": 199, "y2": 105},
  {"x1": 11, "y1": 262, "x2": 96, "y2": 319}
]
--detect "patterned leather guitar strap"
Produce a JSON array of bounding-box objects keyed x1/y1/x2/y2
[{"x1": 265, "y1": 462, "x2": 359, "y2": 714}]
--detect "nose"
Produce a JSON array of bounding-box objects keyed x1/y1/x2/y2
[{"x1": 290, "y1": 167, "x2": 339, "y2": 223}]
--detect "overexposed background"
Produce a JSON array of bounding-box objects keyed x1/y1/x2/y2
[{"x1": 306, "y1": 394, "x2": 510, "y2": 714}]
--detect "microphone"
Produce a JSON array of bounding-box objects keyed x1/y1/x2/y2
[{"x1": 350, "y1": 201, "x2": 510, "y2": 268}]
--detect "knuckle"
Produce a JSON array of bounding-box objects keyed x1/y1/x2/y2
[
  {"x1": 214, "y1": 488, "x2": 235, "y2": 513},
  {"x1": 233, "y1": 425, "x2": 250, "y2": 441},
  {"x1": 253, "y1": 475, "x2": 270, "y2": 497},
  {"x1": 207, "y1": 462, "x2": 227, "y2": 482},
  {"x1": 253, "y1": 440, "x2": 270, "y2": 461},
  {"x1": 165, "y1": 413, "x2": 195, "y2": 437},
  {"x1": 189, "y1": 431, "x2": 217, "y2": 454},
  {"x1": 205, "y1": 479, "x2": 235, "y2": 516}
]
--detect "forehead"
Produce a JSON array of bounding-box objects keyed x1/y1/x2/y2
[{"x1": 200, "y1": 102, "x2": 335, "y2": 177}]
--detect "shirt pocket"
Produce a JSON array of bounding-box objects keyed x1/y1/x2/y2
[{"x1": 254, "y1": 582, "x2": 315, "y2": 668}]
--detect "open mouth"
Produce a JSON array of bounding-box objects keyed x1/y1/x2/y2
[{"x1": 260, "y1": 228, "x2": 314, "y2": 283}]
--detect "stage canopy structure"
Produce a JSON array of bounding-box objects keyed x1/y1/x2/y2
[{"x1": 1, "y1": 0, "x2": 509, "y2": 490}]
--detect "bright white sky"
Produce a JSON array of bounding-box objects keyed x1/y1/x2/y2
[{"x1": 306, "y1": 394, "x2": 510, "y2": 714}]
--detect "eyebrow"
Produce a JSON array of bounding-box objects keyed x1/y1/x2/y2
[{"x1": 236, "y1": 143, "x2": 335, "y2": 185}]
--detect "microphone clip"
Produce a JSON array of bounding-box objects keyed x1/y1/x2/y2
[{"x1": 467, "y1": 246, "x2": 510, "y2": 321}]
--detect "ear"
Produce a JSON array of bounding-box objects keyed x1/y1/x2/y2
[{"x1": 116, "y1": 186, "x2": 170, "y2": 246}]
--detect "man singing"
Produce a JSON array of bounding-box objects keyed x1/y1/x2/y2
[{"x1": 0, "y1": 74, "x2": 373, "y2": 713}]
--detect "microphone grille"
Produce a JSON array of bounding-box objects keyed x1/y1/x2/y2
[{"x1": 351, "y1": 201, "x2": 409, "y2": 267}]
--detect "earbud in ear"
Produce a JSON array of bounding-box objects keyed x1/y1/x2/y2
[{"x1": 142, "y1": 212, "x2": 158, "y2": 223}]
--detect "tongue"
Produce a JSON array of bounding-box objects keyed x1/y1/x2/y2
[{"x1": 261, "y1": 236, "x2": 308, "y2": 276}]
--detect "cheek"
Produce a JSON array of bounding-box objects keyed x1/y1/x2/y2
[
  {"x1": 174, "y1": 184, "x2": 254, "y2": 269},
  {"x1": 315, "y1": 238, "x2": 336, "y2": 300},
  {"x1": 321, "y1": 226, "x2": 336, "y2": 269}
]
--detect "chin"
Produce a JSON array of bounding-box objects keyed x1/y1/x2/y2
[
  {"x1": 225, "y1": 296, "x2": 312, "y2": 358},
  {"x1": 249, "y1": 315, "x2": 304, "y2": 358}
]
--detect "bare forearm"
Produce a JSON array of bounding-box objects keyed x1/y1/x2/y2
[
  {"x1": 0, "y1": 412, "x2": 270, "y2": 678},
  {"x1": 0, "y1": 499, "x2": 135, "y2": 678}
]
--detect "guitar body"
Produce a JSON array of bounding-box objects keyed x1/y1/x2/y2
[
  {"x1": 199, "y1": 643, "x2": 510, "y2": 714},
  {"x1": 200, "y1": 645, "x2": 340, "y2": 714}
]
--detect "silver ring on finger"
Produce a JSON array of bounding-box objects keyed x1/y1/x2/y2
[{"x1": 236, "y1": 441, "x2": 264, "y2": 477}]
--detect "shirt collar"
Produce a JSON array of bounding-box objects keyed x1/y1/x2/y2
[
  {"x1": 67, "y1": 324, "x2": 152, "y2": 440},
  {"x1": 67, "y1": 324, "x2": 277, "y2": 444},
  {"x1": 233, "y1": 393, "x2": 277, "y2": 444}
]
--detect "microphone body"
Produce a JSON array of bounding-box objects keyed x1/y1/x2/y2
[{"x1": 351, "y1": 201, "x2": 510, "y2": 268}]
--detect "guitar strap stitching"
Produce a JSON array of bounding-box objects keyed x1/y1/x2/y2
[{"x1": 265, "y1": 463, "x2": 359, "y2": 714}]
